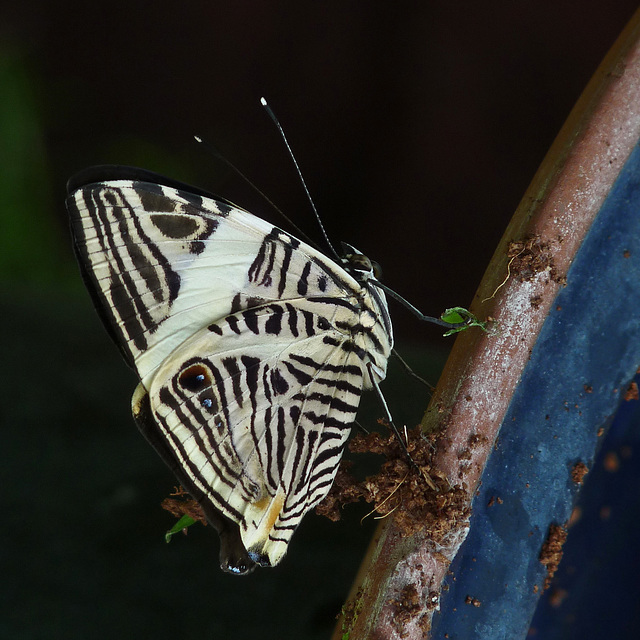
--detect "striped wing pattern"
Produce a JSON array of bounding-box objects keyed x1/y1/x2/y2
[{"x1": 67, "y1": 167, "x2": 393, "y2": 573}]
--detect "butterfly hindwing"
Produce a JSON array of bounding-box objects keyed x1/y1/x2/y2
[
  {"x1": 141, "y1": 300, "x2": 364, "y2": 568},
  {"x1": 67, "y1": 166, "x2": 393, "y2": 573}
]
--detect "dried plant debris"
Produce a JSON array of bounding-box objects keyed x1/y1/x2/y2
[
  {"x1": 624, "y1": 381, "x2": 639, "y2": 401},
  {"x1": 161, "y1": 486, "x2": 207, "y2": 525},
  {"x1": 390, "y1": 584, "x2": 424, "y2": 637},
  {"x1": 163, "y1": 426, "x2": 470, "y2": 547},
  {"x1": 571, "y1": 461, "x2": 589, "y2": 484},
  {"x1": 316, "y1": 426, "x2": 470, "y2": 542},
  {"x1": 529, "y1": 294, "x2": 542, "y2": 308},
  {"x1": 539, "y1": 524, "x2": 568, "y2": 590},
  {"x1": 507, "y1": 235, "x2": 562, "y2": 284},
  {"x1": 464, "y1": 595, "x2": 482, "y2": 607},
  {"x1": 315, "y1": 463, "x2": 362, "y2": 520}
]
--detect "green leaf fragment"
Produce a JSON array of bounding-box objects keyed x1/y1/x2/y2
[
  {"x1": 440, "y1": 307, "x2": 487, "y2": 336},
  {"x1": 165, "y1": 515, "x2": 197, "y2": 543}
]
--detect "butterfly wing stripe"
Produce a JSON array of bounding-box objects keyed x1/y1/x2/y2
[
  {"x1": 368, "y1": 282, "x2": 393, "y2": 340},
  {"x1": 307, "y1": 296, "x2": 359, "y2": 312},
  {"x1": 263, "y1": 406, "x2": 276, "y2": 488},
  {"x1": 322, "y1": 336, "x2": 368, "y2": 360},
  {"x1": 285, "y1": 303, "x2": 299, "y2": 337},
  {"x1": 222, "y1": 357, "x2": 244, "y2": 407},
  {"x1": 276, "y1": 234, "x2": 296, "y2": 298},
  {"x1": 309, "y1": 294, "x2": 392, "y2": 348},
  {"x1": 241, "y1": 309, "x2": 260, "y2": 334},
  {"x1": 281, "y1": 360, "x2": 313, "y2": 386},
  {"x1": 292, "y1": 392, "x2": 359, "y2": 415},
  {"x1": 264, "y1": 304, "x2": 284, "y2": 334},
  {"x1": 227, "y1": 316, "x2": 241, "y2": 334},
  {"x1": 293, "y1": 440, "x2": 339, "y2": 495},
  {"x1": 261, "y1": 365, "x2": 272, "y2": 404},
  {"x1": 275, "y1": 406, "x2": 287, "y2": 481},
  {"x1": 287, "y1": 353, "x2": 362, "y2": 376},
  {"x1": 301, "y1": 411, "x2": 349, "y2": 429},
  {"x1": 284, "y1": 425, "x2": 319, "y2": 501},
  {"x1": 315, "y1": 376, "x2": 362, "y2": 395},
  {"x1": 335, "y1": 320, "x2": 384, "y2": 353},
  {"x1": 301, "y1": 310, "x2": 314, "y2": 335},
  {"x1": 297, "y1": 261, "x2": 312, "y2": 295},
  {"x1": 242, "y1": 355, "x2": 262, "y2": 411},
  {"x1": 289, "y1": 405, "x2": 301, "y2": 426}
]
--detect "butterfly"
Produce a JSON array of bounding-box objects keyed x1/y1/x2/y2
[{"x1": 67, "y1": 165, "x2": 395, "y2": 574}]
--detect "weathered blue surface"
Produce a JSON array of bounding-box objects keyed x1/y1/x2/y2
[
  {"x1": 530, "y1": 370, "x2": 640, "y2": 637},
  {"x1": 430, "y1": 142, "x2": 640, "y2": 639}
]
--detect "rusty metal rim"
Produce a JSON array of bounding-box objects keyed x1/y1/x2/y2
[{"x1": 336, "y1": 6, "x2": 640, "y2": 639}]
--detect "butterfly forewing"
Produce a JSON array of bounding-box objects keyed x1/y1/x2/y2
[{"x1": 67, "y1": 167, "x2": 393, "y2": 573}]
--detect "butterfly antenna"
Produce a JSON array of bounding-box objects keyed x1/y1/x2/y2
[
  {"x1": 260, "y1": 97, "x2": 341, "y2": 262},
  {"x1": 193, "y1": 136, "x2": 320, "y2": 250}
]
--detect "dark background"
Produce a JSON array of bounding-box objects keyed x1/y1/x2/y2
[{"x1": 1, "y1": 3, "x2": 638, "y2": 638}]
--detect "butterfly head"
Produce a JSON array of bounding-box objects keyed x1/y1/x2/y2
[{"x1": 340, "y1": 242, "x2": 382, "y2": 281}]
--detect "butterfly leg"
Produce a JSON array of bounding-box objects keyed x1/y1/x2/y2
[
  {"x1": 367, "y1": 364, "x2": 413, "y2": 460},
  {"x1": 392, "y1": 348, "x2": 433, "y2": 390},
  {"x1": 353, "y1": 419, "x2": 370, "y2": 435},
  {"x1": 367, "y1": 364, "x2": 438, "y2": 490}
]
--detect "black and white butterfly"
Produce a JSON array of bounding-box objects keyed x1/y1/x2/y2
[{"x1": 67, "y1": 165, "x2": 398, "y2": 574}]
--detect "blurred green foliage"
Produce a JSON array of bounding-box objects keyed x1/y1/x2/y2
[
  {"x1": 0, "y1": 49, "x2": 200, "y2": 291},
  {"x1": 0, "y1": 50, "x2": 71, "y2": 286}
]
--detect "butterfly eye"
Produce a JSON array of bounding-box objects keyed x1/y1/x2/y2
[
  {"x1": 179, "y1": 364, "x2": 211, "y2": 391},
  {"x1": 343, "y1": 253, "x2": 374, "y2": 275},
  {"x1": 371, "y1": 260, "x2": 382, "y2": 279}
]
